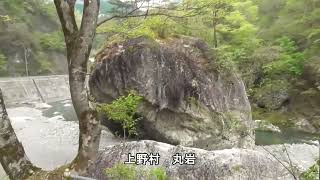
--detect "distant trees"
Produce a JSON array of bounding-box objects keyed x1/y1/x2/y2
[{"x1": 183, "y1": 0, "x2": 234, "y2": 48}]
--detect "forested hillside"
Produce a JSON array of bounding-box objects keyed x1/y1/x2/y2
[{"x1": 0, "y1": 0, "x2": 67, "y2": 76}]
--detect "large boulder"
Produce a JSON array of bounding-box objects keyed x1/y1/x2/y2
[
  {"x1": 253, "y1": 80, "x2": 291, "y2": 110},
  {"x1": 89, "y1": 36, "x2": 254, "y2": 150},
  {"x1": 87, "y1": 140, "x2": 294, "y2": 180}
]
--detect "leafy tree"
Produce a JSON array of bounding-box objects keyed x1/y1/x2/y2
[
  {"x1": 263, "y1": 36, "x2": 305, "y2": 77},
  {"x1": 38, "y1": 31, "x2": 65, "y2": 52},
  {"x1": 183, "y1": 0, "x2": 235, "y2": 47}
]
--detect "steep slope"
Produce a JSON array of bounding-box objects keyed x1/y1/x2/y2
[{"x1": 0, "y1": 0, "x2": 67, "y2": 76}]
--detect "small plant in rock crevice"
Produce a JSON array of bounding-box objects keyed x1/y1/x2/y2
[
  {"x1": 97, "y1": 91, "x2": 142, "y2": 139},
  {"x1": 105, "y1": 163, "x2": 167, "y2": 180}
]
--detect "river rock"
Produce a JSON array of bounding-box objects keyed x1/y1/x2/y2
[
  {"x1": 254, "y1": 120, "x2": 281, "y2": 133},
  {"x1": 253, "y1": 80, "x2": 290, "y2": 110},
  {"x1": 303, "y1": 56, "x2": 320, "y2": 89},
  {"x1": 87, "y1": 140, "x2": 293, "y2": 180},
  {"x1": 90, "y1": 36, "x2": 254, "y2": 150}
]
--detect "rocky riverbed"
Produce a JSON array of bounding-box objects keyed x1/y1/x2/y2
[{"x1": 0, "y1": 102, "x2": 319, "y2": 179}]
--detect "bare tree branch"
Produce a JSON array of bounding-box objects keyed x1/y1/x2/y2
[
  {"x1": 283, "y1": 144, "x2": 298, "y2": 179},
  {"x1": 97, "y1": 1, "x2": 146, "y2": 27},
  {"x1": 96, "y1": 1, "x2": 209, "y2": 27}
]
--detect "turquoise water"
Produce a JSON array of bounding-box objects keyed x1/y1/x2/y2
[{"x1": 255, "y1": 129, "x2": 320, "y2": 145}]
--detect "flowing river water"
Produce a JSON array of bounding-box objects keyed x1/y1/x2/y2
[{"x1": 0, "y1": 100, "x2": 319, "y2": 179}]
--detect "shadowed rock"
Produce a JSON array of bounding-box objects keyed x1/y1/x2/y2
[{"x1": 90, "y1": 36, "x2": 254, "y2": 150}]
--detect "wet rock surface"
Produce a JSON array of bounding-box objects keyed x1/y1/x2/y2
[{"x1": 90, "y1": 36, "x2": 254, "y2": 150}]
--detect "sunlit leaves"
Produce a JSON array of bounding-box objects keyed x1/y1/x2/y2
[
  {"x1": 263, "y1": 37, "x2": 305, "y2": 77},
  {"x1": 97, "y1": 91, "x2": 143, "y2": 138}
]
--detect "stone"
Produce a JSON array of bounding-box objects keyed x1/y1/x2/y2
[
  {"x1": 254, "y1": 120, "x2": 281, "y2": 133},
  {"x1": 90, "y1": 37, "x2": 254, "y2": 150},
  {"x1": 87, "y1": 140, "x2": 294, "y2": 180},
  {"x1": 253, "y1": 80, "x2": 290, "y2": 110},
  {"x1": 303, "y1": 56, "x2": 320, "y2": 88}
]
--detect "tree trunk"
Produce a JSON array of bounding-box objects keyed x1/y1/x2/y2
[
  {"x1": 68, "y1": 40, "x2": 101, "y2": 174},
  {"x1": 53, "y1": 0, "x2": 101, "y2": 174},
  {"x1": 0, "y1": 89, "x2": 39, "y2": 179},
  {"x1": 0, "y1": 0, "x2": 101, "y2": 179}
]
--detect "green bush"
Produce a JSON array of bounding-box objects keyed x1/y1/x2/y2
[
  {"x1": 97, "y1": 91, "x2": 142, "y2": 138},
  {"x1": 148, "y1": 167, "x2": 167, "y2": 180},
  {"x1": 105, "y1": 163, "x2": 137, "y2": 180},
  {"x1": 105, "y1": 163, "x2": 167, "y2": 180},
  {"x1": 34, "y1": 52, "x2": 53, "y2": 74},
  {"x1": 300, "y1": 159, "x2": 319, "y2": 180},
  {"x1": 263, "y1": 36, "x2": 305, "y2": 77},
  {"x1": 252, "y1": 108, "x2": 293, "y2": 127},
  {"x1": 0, "y1": 52, "x2": 7, "y2": 74},
  {"x1": 38, "y1": 31, "x2": 65, "y2": 52}
]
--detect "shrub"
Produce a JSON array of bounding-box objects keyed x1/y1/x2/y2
[
  {"x1": 148, "y1": 167, "x2": 167, "y2": 180},
  {"x1": 34, "y1": 52, "x2": 53, "y2": 74},
  {"x1": 38, "y1": 31, "x2": 65, "y2": 52},
  {"x1": 97, "y1": 91, "x2": 142, "y2": 139},
  {"x1": 105, "y1": 163, "x2": 167, "y2": 180},
  {"x1": 105, "y1": 163, "x2": 137, "y2": 180},
  {"x1": 300, "y1": 159, "x2": 319, "y2": 180},
  {"x1": 263, "y1": 36, "x2": 305, "y2": 77},
  {"x1": 0, "y1": 52, "x2": 7, "y2": 74}
]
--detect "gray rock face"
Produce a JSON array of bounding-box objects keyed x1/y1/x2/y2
[
  {"x1": 304, "y1": 56, "x2": 320, "y2": 89},
  {"x1": 90, "y1": 37, "x2": 254, "y2": 150},
  {"x1": 88, "y1": 140, "x2": 293, "y2": 180},
  {"x1": 253, "y1": 80, "x2": 290, "y2": 110}
]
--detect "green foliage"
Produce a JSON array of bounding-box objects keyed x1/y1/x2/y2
[
  {"x1": 300, "y1": 159, "x2": 320, "y2": 180},
  {"x1": 105, "y1": 163, "x2": 167, "y2": 180},
  {"x1": 97, "y1": 91, "x2": 142, "y2": 138},
  {"x1": 0, "y1": 52, "x2": 7, "y2": 75},
  {"x1": 209, "y1": 46, "x2": 237, "y2": 72},
  {"x1": 252, "y1": 108, "x2": 293, "y2": 127},
  {"x1": 105, "y1": 163, "x2": 137, "y2": 180},
  {"x1": 34, "y1": 52, "x2": 53, "y2": 74},
  {"x1": 226, "y1": 112, "x2": 248, "y2": 136},
  {"x1": 38, "y1": 0, "x2": 57, "y2": 18},
  {"x1": 38, "y1": 31, "x2": 65, "y2": 52},
  {"x1": 263, "y1": 36, "x2": 304, "y2": 77},
  {"x1": 97, "y1": 15, "x2": 177, "y2": 42},
  {"x1": 148, "y1": 167, "x2": 167, "y2": 180}
]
